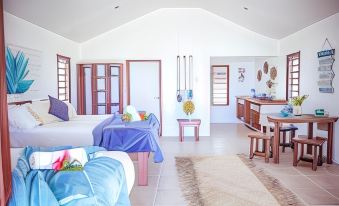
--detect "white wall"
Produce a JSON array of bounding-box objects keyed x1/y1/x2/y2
[
  {"x1": 4, "y1": 12, "x2": 80, "y2": 107},
  {"x1": 210, "y1": 57, "x2": 256, "y2": 123},
  {"x1": 278, "y1": 13, "x2": 339, "y2": 162},
  {"x1": 81, "y1": 8, "x2": 278, "y2": 136}
]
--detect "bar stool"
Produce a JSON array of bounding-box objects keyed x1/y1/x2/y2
[
  {"x1": 269, "y1": 124, "x2": 298, "y2": 152},
  {"x1": 292, "y1": 136, "x2": 326, "y2": 171},
  {"x1": 248, "y1": 132, "x2": 271, "y2": 163}
]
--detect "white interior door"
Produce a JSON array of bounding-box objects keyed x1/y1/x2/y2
[{"x1": 128, "y1": 61, "x2": 161, "y2": 121}]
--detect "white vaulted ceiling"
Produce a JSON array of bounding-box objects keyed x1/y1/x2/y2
[{"x1": 4, "y1": 0, "x2": 339, "y2": 42}]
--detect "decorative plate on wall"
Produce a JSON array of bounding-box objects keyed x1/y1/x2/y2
[
  {"x1": 263, "y1": 62, "x2": 269, "y2": 74},
  {"x1": 257, "y1": 69, "x2": 262, "y2": 81},
  {"x1": 270, "y1": 67, "x2": 277, "y2": 80}
]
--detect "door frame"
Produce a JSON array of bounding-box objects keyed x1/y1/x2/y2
[{"x1": 126, "y1": 60, "x2": 162, "y2": 136}]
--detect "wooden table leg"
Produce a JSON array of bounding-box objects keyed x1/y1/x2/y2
[
  {"x1": 327, "y1": 122, "x2": 334, "y2": 164},
  {"x1": 179, "y1": 125, "x2": 183, "y2": 142},
  {"x1": 273, "y1": 122, "x2": 280, "y2": 163},
  {"x1": 138, "y1": 152, "x2": 149, "y2": 186},
  {"x1": 195, "y1": 126, "x2": 200, "y2": 141},
  {"x1": 307, "y1": 122, "x2": 313, "y2": 154}
]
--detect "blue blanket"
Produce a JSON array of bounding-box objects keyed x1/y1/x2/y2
[
  {"x1": 9, "y1": 146, "x2": 130, "y2": 206},
  {"x1": 93, "y1": 114, "x2": 164, "y2": 163}
]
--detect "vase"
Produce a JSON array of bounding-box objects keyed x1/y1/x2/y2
[{"x1": 293, "y1": 105, "x2": 302, "y2": 116}]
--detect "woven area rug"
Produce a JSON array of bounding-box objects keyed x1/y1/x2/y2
[{"x1": 175, "y1": 155, "x2": 304, "y2": 206}]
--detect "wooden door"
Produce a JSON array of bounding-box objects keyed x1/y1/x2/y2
[{"x1": 127, "y1": 60, "x2": 162, "y2": 134}]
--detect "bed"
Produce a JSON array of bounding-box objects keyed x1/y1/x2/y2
[
  {"x1": 9, "y1": 100, "x2": 162, "y2": 186},
  {"x1": 9, "y1": 146, "x2": 134, "y2": 206}
]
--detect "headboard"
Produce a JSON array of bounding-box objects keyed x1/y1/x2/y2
[{"x1": 8, "y1": 99, "x2": 48, "y2": 105}]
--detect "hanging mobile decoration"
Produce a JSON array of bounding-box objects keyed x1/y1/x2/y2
[
  {"x1": 176, "y1": 55, "x2": 194, "y2": 102},
  {"x1": 317, "y1": 38, "x2": 335, "y2": 93},
  {"x1": 176, "y1": 56, "x2": 182, "y2": 102}
]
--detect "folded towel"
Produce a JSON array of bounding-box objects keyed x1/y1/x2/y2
[{"x1": 29, "y1": 148, "x2": 88, "y2": 170}]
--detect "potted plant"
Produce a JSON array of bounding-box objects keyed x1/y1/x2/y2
[{"x1": 290, "y1": 95, "x2": 308, "y2": 116}]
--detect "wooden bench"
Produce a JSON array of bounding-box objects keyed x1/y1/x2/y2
[
  {"x1": 292, "y1": 136, "x2": 326, "y2": 171},
  {"x1": 248, "y1": 132, "x2": 271, "y2": 163}
]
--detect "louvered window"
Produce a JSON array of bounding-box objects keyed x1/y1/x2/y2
[
  {"x1": 211, "y1": 65, "x2": 229, "y2": 105},
  {"x1": 57, "y1": 55, "x2": 71, "y2": 101},
  {"x1": 286, "y1": 52, "x2": 300, "y2": 99}
]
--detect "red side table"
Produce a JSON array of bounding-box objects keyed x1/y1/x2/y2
[{"x1": 177, "y1": 119, "x2": 201, "y2": 142}]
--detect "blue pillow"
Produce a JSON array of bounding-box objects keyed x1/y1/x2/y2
[{"x1": 48, "y1": 95, "x2": 69, "y2": 121}]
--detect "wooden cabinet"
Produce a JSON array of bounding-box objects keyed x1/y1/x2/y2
[
  {"x1": 236, "y1": 96, "x2": 287, "y2": 131},
  {"x1": 77, "y1": 63, "x2": 123, "y2": 115}
]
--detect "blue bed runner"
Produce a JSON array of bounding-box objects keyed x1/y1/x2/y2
[{"x1": 92, "y1": 114, "x2": 164, "y2": 163}]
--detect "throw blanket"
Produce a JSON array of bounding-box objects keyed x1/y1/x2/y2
[
  {"x1": 9, "y1": 146, "x2": 130, "y2": 206},
  {"x1": 93, "y1": 113, "x2": 164, "y2": 163}
]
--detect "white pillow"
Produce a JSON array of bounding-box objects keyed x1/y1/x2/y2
[
  {"x1": 124, "y1": 105, "x2": 141, "y2": 121},
  {"x1": 8, "y1": 105, "x2": 41, "y2": 129},
  {"x1": 64, "y1": 101, "x2": 77, "y2": 119},
  {"x1": 27, "y1": 100, "x2": 61, "y2": 124}
]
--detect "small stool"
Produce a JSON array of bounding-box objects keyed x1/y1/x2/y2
[
  {"x1": 248, "y1": 132, "x2": 271, "y2": 163},
  {"x1": 292, "y1": 135, "x2": 326, "y2": 171},
  {"x1": 270, "y1": 125, "x2": 298, "y2": 152},
  {"x1": 177, "y1": 119, "x2": 201, "y2": 142}
]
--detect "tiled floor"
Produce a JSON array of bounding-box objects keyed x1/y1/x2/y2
[{"x1": 130, "y1": 123, "x2": 339, "y2": 206}]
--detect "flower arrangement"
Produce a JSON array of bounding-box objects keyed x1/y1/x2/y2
[
  {"x1": 290, "y1": 95, "x2": 309, "y2": 106},
  {"x1": 183, "y1": 100, "x2": 195, "y2": 116},
  {"x1": 122, "y1": 113, "x2": 132, "y2": 122}
]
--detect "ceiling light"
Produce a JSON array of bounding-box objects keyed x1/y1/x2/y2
[
  {"x1": 243, "y1": 7, "x2": 248, "y2": 11},
  {"x1": 114, "y1": 5, "x2": 119, "y2": 9}
]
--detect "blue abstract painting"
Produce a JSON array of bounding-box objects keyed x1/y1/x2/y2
[{"x1": 6, "y1": 47, "x2": 34, "y2": 94}]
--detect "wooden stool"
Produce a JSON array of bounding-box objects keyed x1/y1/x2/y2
[
  {"x1": 248, "y1": 132, "x2": 271, "y2": 163},
  {"x1": 270, "y1": 125, "x2": 298, "y2": 152},
  {"x1": 292, "y1": 136, "x2": 326, "y2": 171}
]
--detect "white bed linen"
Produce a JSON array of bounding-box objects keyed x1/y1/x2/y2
[
  {"x1": 10, "y1": 115, "x2": 112, "y2": 148},
  {"x1": 10, "y1": 148, "x2": 135, "y2": 194}
]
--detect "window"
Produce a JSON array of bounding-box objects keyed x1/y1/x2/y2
[
  {"x1": 286, "y1": 52, "x2": 300, "y2": 100},
  {"x1": 211, "y1": 65, "x2": 229, "y2": 105},
  {"x1": 57, "y1": 55, "x2": 71, "y2": 101}
]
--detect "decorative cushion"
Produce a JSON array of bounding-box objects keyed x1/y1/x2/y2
[
  {"x1": 64, "y1": 101, "x2": 77, "y2": 120},
  {"x1": 8, "y1": 105, "x2": 41, "y2": 129},
  {"x1": 28, "y1": 101, "x2": 61, "y2": 124},
  {"x1": 48, "y1": 95, "x2": 69, "y2": 121}
]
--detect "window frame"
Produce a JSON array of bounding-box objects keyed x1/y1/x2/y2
[
  {"x1": 286, "y1": 51, "x2": 300, "y2": 100},
  {"x1": 211, "y1": 65, "x2": 230, "y2": 106},
  {"x1": 57, "y1": 54, "x2": 71, "y2": 102}
]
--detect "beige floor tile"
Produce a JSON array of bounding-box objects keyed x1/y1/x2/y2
[
  {"x1": 154, "y1": 189, "x2": 186, "y2": 205},
  {"x1": 129, "y1": 123, "x2": 339, "y2": 206},
  {"x1": 292, "y1": 187, "x2": 339, "y2": 205},
  {"x1": 308, "y1": 175, "x2": 339, "y2": 189}
]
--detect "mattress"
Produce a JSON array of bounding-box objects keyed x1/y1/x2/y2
[
  {"x1": 10, "y1": 115, "x2": 112, "y2": 148},
  {"x1": 10, "y1": 148, "x2": 135, "y2": 194}
]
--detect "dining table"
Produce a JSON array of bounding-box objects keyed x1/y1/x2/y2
[{"x1": 267, "y1": 114, "x2": 338, "y2": 164}]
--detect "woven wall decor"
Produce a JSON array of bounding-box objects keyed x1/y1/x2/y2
[
  {"x1": 257, "y1": 70, "x2": 262, "y2": 81},
  {"x1": 270, "y1": 67, "x2": 277, "y2": 80},
  {"x1": 263, "y1": 62, "x2": 269, "y2": 74}
]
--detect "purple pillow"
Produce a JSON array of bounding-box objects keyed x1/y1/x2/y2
[{"x1": 48, "y1": 95, "x2": 69, "y2": 121}]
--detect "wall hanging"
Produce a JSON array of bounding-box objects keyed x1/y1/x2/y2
[
  {"x1": 270, "y1": 67, "x2": 277, "y2": 80},
  {"x1": 176, "y1": 55, "x2": 193, "y2": 102},
  {"x1": 317, "y1": 38, "x2": 335, "y2": 93},
  {"x1": 263, "y1": 61, "x2": 269, "y2": 74},
  {"x1": 6, "y1": 47, "x2": 34, "y2": 94},
  {"x1": 257, "y1": 69, "x2": 262, "y2": 81},
  {"x1": 238, "y1": 68, "x2": 245, "y2": 82}
]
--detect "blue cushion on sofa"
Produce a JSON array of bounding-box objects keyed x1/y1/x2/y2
[
  {"x1": 48, "y1": 95, "x2": 69, "y2": 121},
  {"x1": 29, "y1": 171, "x2": 59, "y2": 206}
]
